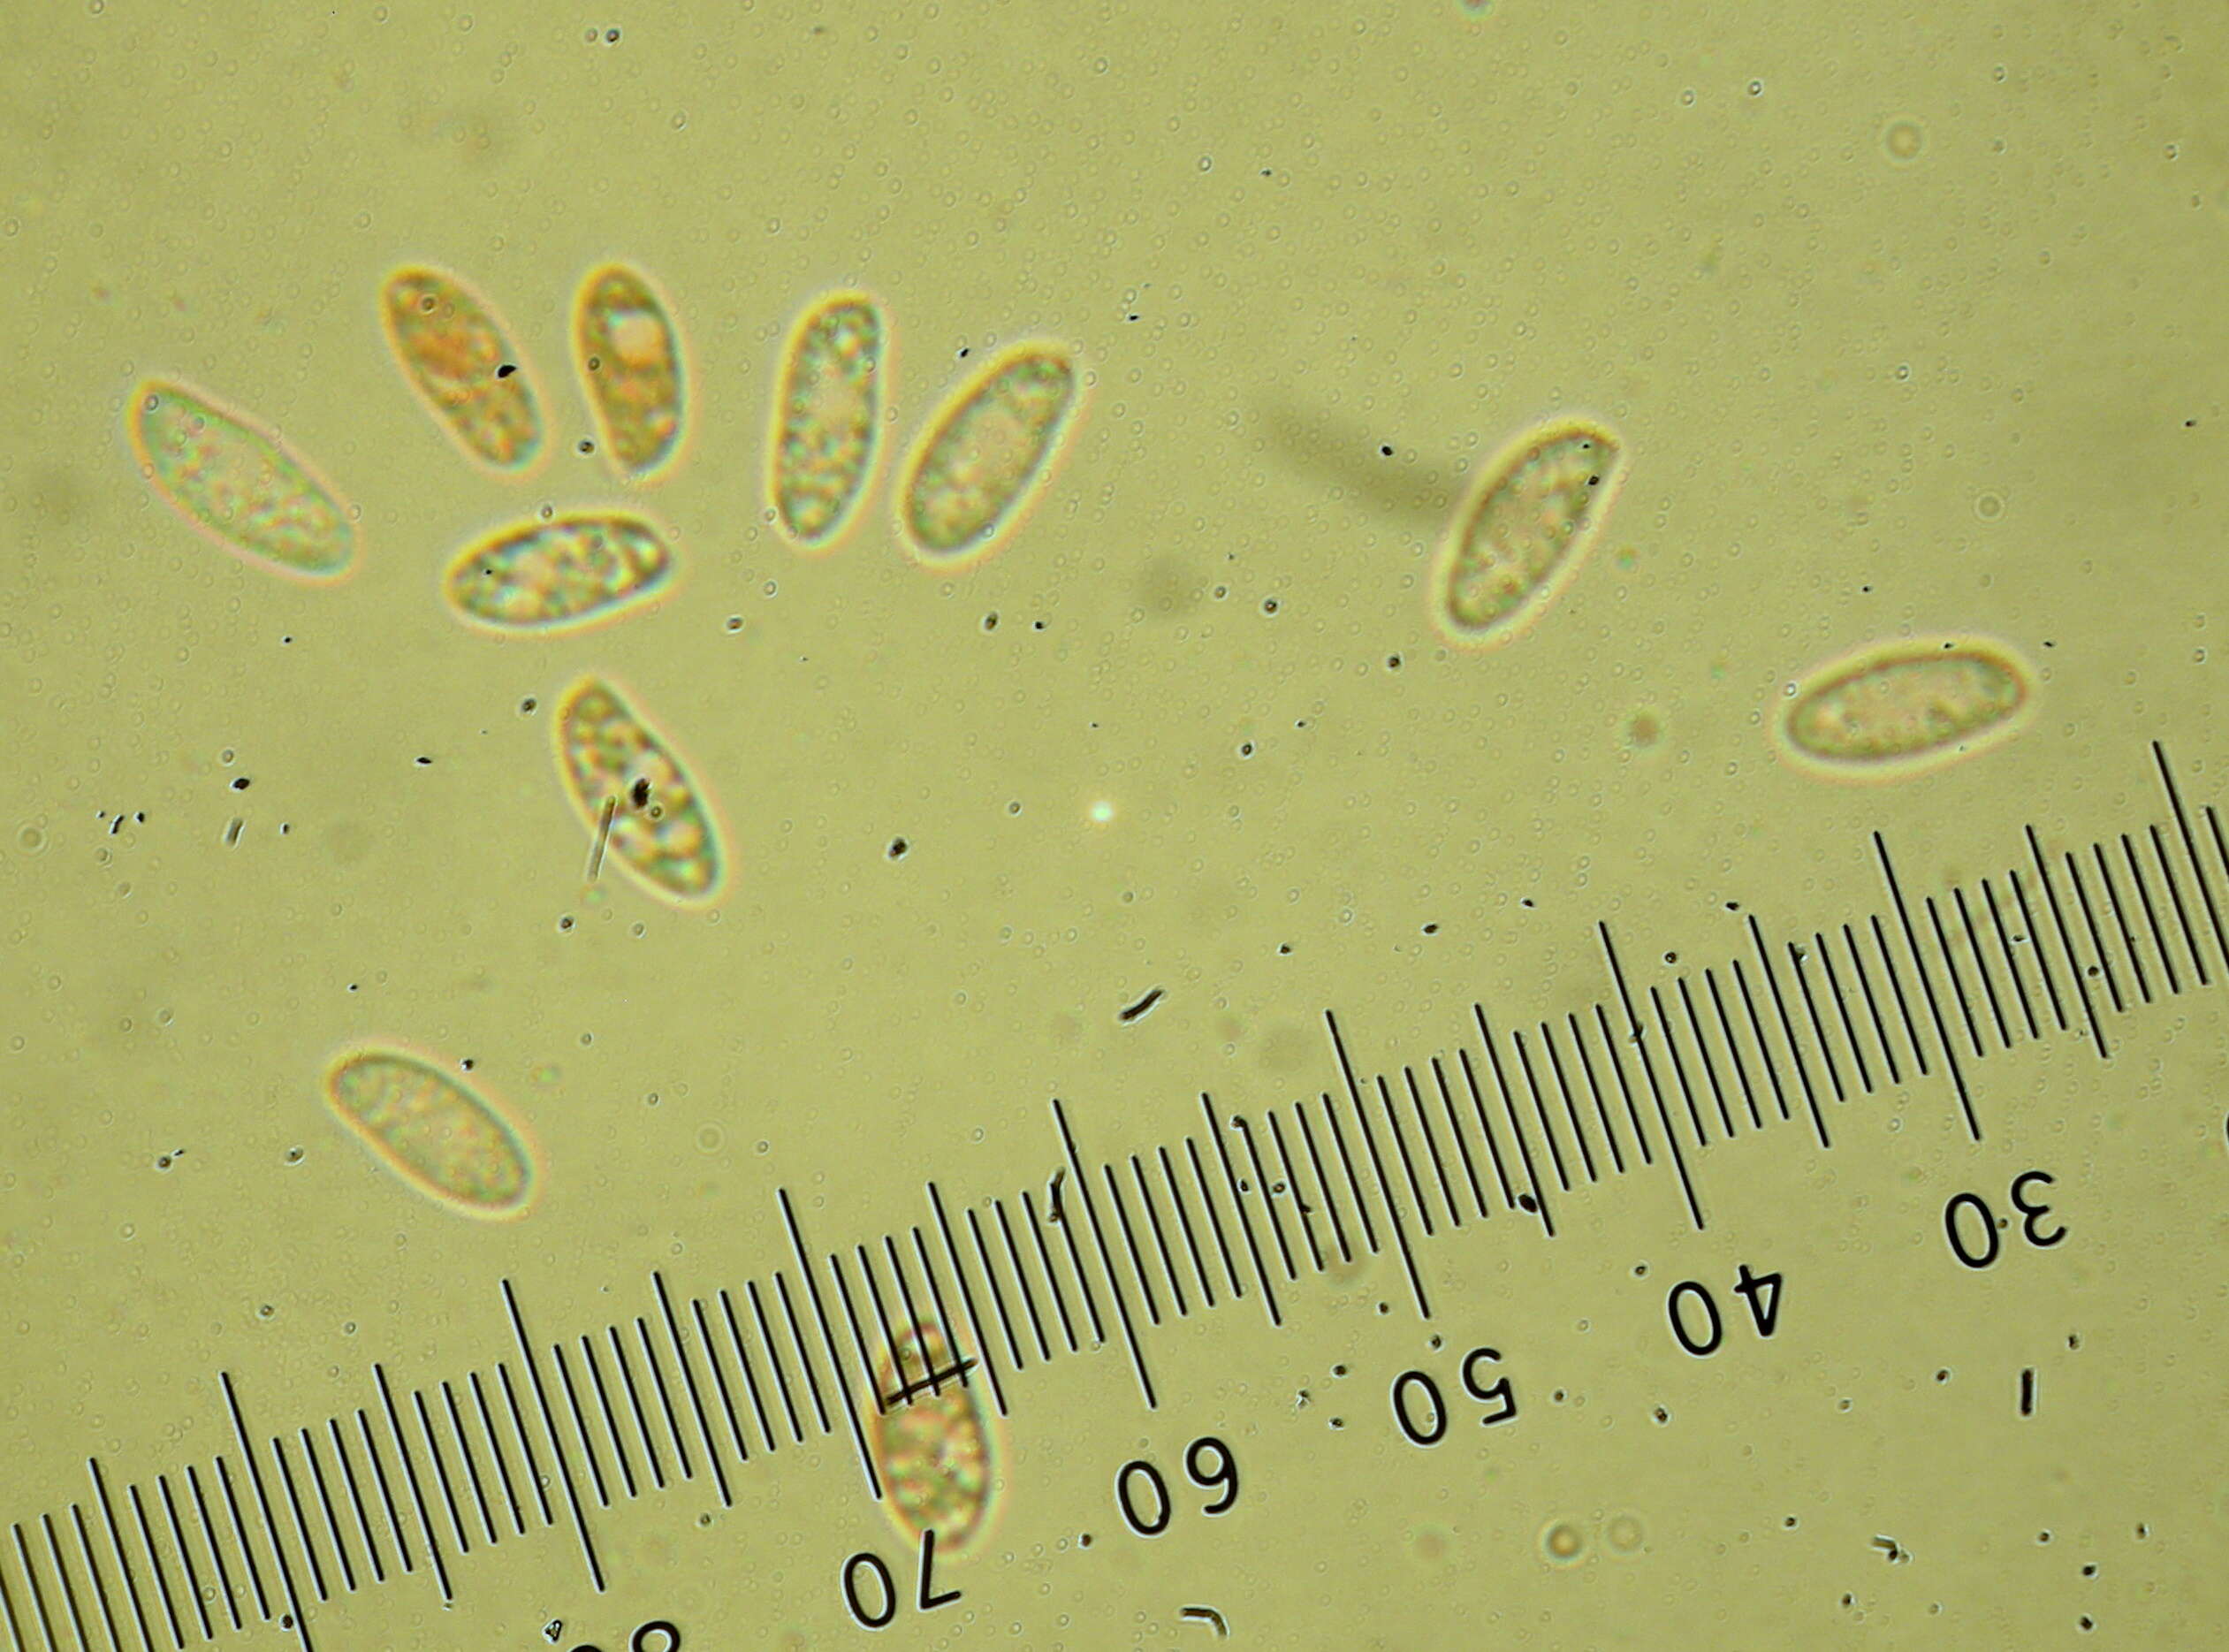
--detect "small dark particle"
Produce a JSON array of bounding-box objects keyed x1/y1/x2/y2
[
  {"x1": 496, "y1": 362, "x2": 517, "y2": 378},
  {"x1": 1518, "y1": 1192, "x2": 1539, "y2": 1213},
  {"x1": 232, "y1": 776, "x2": 251, "y2": 790},
  {"x1": 1118, "y1": 986, "x2": 1165, "y2": 1023},
  {"x1": 630, "y1": 776, "x2": 652, "y2": 810},
  {"x1": 1047, "y1": 1168, "x2": 1066, "y2": 1223},
  {"x1": 1178, "y1": 1605, "x2": 1228, "y2": 1636},
  {"x1": 887, "y1": 837, "x2": 909, "y2": 860}
]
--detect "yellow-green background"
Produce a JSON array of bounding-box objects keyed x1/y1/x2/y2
[{"x1": 4, "y1": 1, "x2": 2225, "y2": 1646}]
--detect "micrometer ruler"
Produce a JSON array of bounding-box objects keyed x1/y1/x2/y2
[{"x1": 4, "y1": 739, "x2": 2225, "y2": 1649}]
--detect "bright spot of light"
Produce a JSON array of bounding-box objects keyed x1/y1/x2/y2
[{"x1": 1087, "y1": 798, "x2": 1116, "y2": 826}]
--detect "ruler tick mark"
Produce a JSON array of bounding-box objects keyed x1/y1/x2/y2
[
  {"x1": 455, "y1": 1376, "x2": 514, "y2": 1542},
  {"x1": 86, "y1": 1460, "x2": 153, "y2": 1652},
  {"x1": 1130, "y1": 1154, "x2": 1194, "y2": 1314},
  {"x1": 347, "y1": 1417, "x2": 407, "y2": 1582},
  {"x1": 67, "y1": 1503, "x2": 125, "y2": 1652},
  {"x1": 1785, "y1": 940, "x2": 1850, "y2": 1104},
  {"x1": 8, "y1": 1521, "x2": 59, "y2": 1652},
  {"x1": 39, "y1": 1511, "x2": 94, "y2": 1652},
  {"x1": 1588, "y1": 1001, "x2": 1655, "y2": 1166},
  {"x1": 409, "y1": 1389, "x2": 470, "y2": 1558},
  {"x1": 970, "y1": 1199, "x2": 1038, "y2": 1367},
  {"x1": 1873, "y1": 841, "x2": 1976, "y2": 1137},
  {"x1": 1157, "y1": 1143, "x2": 1222, "y2": 1305},
  {"x1": 311, "y1": 1421, "x2": 369, "y2": 1580},
  {"x1": 691, "y1": 1295, "x2": 752, "y2": 1469},
  {"x1": 635, "y1": 1310, "x2": 696, "y2": 1488},
  {"x1": 1747, "y1": 915, "x2": 1830, "y2": 1146},
  {"x1": 212, "y1": 1456, "x2": 270, "y2": 1622},
  {"x1": 494, "y1": 1363, "x2": 556, "y2": 1531},
  {"x1": 270, "y1": 1436, "x2": 332, "y2": 1612},
  {"x1": 2118, "y1": 834, "x2": 2180, "y2": 997},
  {"x1": 498, "y1": 1279, "x2": 603, "y2": 1592},
  {"x1": 1202, "y1": 1097, "x2": 1283, "y2": 1325},
  {"x1": 374, "y1": 1366, "x2": 452, "y2": 1601},
  {"x1": 1639, "y1": 989, "x2": 1708, "y2": 1150},
  {"x1": 776, "y1": 1190, "x2": 885, "y2": 1501},
  {"x1": 909, "y1": 1222, "x2": 1002, "y2": 1414},
  {"x1": 2065, "y1": 851, "x2": 2126, "y2": 1016},
  {"x1": 769, "y1": 1270, "x2": 832, "y2": 1438},
  {"x1": 1326, "y1": 1014, "x2": 1430, "y2": 1318},
  {"x1": 1979, "y1": 876, "x2": 2040, "y2": 1043},
  {"x1": 1674, "y1": 979, "x2": 1736, "y2": 1138},
  {"x1": 1292, "y1": 1099, "x2": 1356, "y2": 1260},
  {"x1": 1701, "y1": 968, "x2": 1764, "y2": 1131},
  {"x1": 727, "y1": 1283, "x2": 791, "y2": 1449},
  {"x1": 125, "y1": 1478, "x2": 186, "y2": 1646},
  {"x1": 1424, "y1": 1056, "x2": 1492, "y2": 1216},
  {"x1": 219, "y1": 1374, "x2": 319, "y2": 1647},
  {"x1": 1814, "y1": 931, "x2": 1876, "y2": 1094},
  {"x1": 1101, "y1": 1162, "x2": 1165, "y2": 1323},
  {"x1": 566, "y1": 1340, "x2": 622, "y2": 1505},
  {"x1": 1399, "y1": 1067, "x2": 1464, "y2": 1229},
  {"x1": 831, "y1": 1247, "x2": 895, "y2": 1421},
  {"x1": 2153, "y1": 742, "x2": 2229, "y2": 976},
  {"x1": 1591, "y1": 938, "x2": 1697, "y2": 1230},
  {"x1": 2026, "y1": 826, "x2": 2109, "y2": 1062},
  {"x1": 1052, "y1": 1098, "x2": 1160, "y2": 1405},
  {"x1": 325, "y1": 1418, "x2": 386, "y2": 1582},
  {"x1": 1921, "y1": 896, "x2": 1985, "y2": 1063},
  {"x1": 1021, "y1": 1187, "x2": 1088, "y2": 1347}
]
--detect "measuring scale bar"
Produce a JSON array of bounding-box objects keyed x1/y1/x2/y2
[{"x1": 4, "y1": 741, "x2": 2224, "y2": 1649}]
